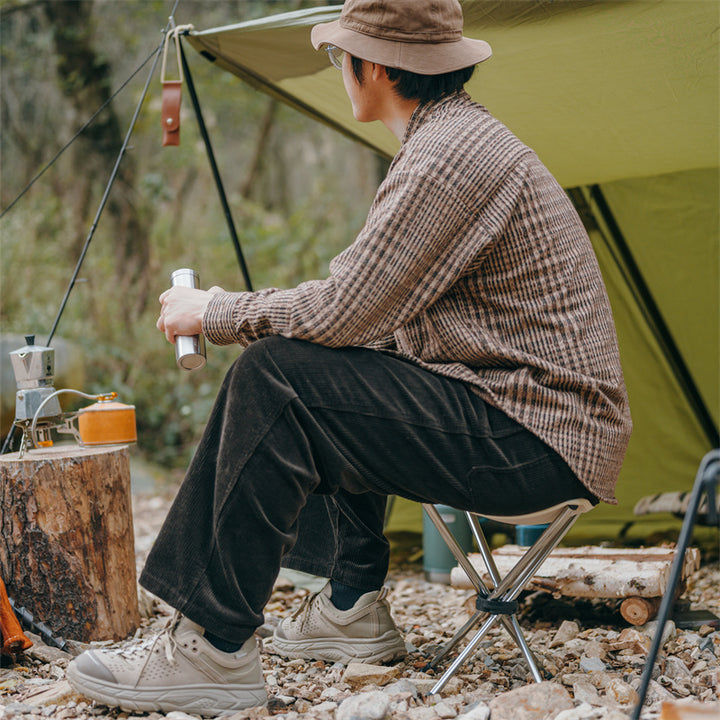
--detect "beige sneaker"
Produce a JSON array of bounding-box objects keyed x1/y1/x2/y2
[
  {"x1": 272, "y1": 583, "x2": 406, "y2": 664},
  {"x1": 66, "y1": 613, "x2": 267, "y2": 715}
]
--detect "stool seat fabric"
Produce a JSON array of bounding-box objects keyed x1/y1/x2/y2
[{"x1": 479, "y1": 497, "x2": 594, "y2": 526}]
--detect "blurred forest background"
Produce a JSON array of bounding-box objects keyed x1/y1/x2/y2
[{"x1": 0, "y1": 0, "x2": 388, "y2": 468}]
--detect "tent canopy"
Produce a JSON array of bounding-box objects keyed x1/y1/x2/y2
[
  {"x1": 185, "y1": 0, "x2": 719, "y2": 538},
  {"x1": 187, "y1": 0, "x2": 717, "y2": 186}
]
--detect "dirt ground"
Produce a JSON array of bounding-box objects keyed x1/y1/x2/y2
[{"x1": 1, "y1": 487, "x2": 718, "y2": 720}]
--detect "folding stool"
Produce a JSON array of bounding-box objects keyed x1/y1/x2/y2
[{"x1": 422, "y1": 498, "x2": 594, "y2": 695}]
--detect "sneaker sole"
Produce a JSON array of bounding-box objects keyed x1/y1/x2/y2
[
  {"x1": 66, "y1": 663, "x2": 267, "y2": 716},
  {"x1": 271, "y1": 630, "x2": 406, "y2": 664}
]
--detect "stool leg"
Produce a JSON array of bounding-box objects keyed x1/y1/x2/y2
[
  {"x1": 430, "y1": 614, "x2": 501, "y2": 695},
  {"x1": 468, "y1": 511, "x2": 545, "y2": 681},
  {"x1": 501, "y1": 615, "x2": 544, "y2": 683},
  {"x1": 423, "y1": 504, "x2": 492, "y2": 596},
  {"x1": 427, "y1": 610, "x2": 484, "y2": 670},
  {"x1": 491, "y1": 508, "x2": 577, "y2": 600}
]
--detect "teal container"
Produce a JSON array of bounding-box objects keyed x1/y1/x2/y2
[
  {"x1": 423, "y1": 505, "x2": 475, "y2": 583},
  {"x1": 515, "y1": 523, "x2": 549, "y2": 546}
]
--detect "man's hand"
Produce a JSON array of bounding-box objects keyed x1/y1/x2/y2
[{"x1": 157, "y1": 285, "x2": 225, "y2": 344}]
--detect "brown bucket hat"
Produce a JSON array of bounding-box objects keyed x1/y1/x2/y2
[{"x1": 311, "y1": 0, "x2": 491, "y2": 75}]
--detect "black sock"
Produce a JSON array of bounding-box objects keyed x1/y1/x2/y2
[
  {"x1": 204, "y1": 630, "x2": 247, "y2": 653},
  {"x1": 329, "y1": 580, "x2": 371, "y2": 611}
]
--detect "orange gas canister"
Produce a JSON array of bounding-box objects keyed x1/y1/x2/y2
[{"x1": 78, "y1": 399, "x2": 137, "y2": 445}]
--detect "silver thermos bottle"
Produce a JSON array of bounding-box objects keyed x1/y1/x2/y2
[{"x1": 170, "y1": 268, "x2": 207, "y2": 371}]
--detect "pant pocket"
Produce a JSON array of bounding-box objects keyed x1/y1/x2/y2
[{"x1": 466, "y1": 453, "x2": 575, "y2": 516}]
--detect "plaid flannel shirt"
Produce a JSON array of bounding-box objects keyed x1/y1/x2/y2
[{"x1": 204, "y1": 92, "x2": 632, "y2": 503}]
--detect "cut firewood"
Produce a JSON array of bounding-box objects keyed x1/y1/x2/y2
[
  {"x1": 450, "y1": 545, "x2": 701, "y2": 600},
  {"x1": 620, "y1": 595, "x2": 662, "y2": 625}
]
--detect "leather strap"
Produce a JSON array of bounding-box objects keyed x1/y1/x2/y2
[{"x1": 161, "y1": 80, "x2": 182, "y2": 146}]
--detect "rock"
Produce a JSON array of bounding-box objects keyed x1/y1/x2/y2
[
  {"x1": 166, "y1": 713, "x2": 201, "y2": 720},
  {"x1": 640, "y1": 620, "x2": 676, "y2": 647},
  {"x1": 579, "y1": 655, "x2": 606, "y2": 673},
  {"x1": 583, "y1": 641, "x2": 607, "y2": 660},
  {"x1": 313, "y1": 701, "x2": 339, "y2": 712},
  {"x1": 572, "y1": 679, "x2": 600, "y2": 705},
  {"x1": 24, "y1": 642, "x2": 72, "y2": 665},
  {"x1": 608, "y1": 627, "x2": 651, "y2": 655},
  {"x1": 258, "y1": 617, "x2": 280, "y2": 638},
  {"x1": 663, "y1": 655, "x2": 693, "y2": 679},
  {"x1": 430, "y1": 701, "x2": 457, "y2": 718},
  {"x1": 487, "y1": 682, "x2": 574, "y2": 720},
  {"x1": 293, "y1": 700, "x2": 312, "y2": 714},
  {"x1": 1, "y1": 501, "x2": 718, "y2": 720},
  {"x1": 336, "y1": 690, "x2": 391, "y2": 720},
  {"x1": 606, "y1": 678, "x2": 638, "y2": 705},
  {"x1": 383, "y1": 678, "x2": 420, "y2": 698},
  {"x1": 342, "y1": 662, "x2": 403, "y2": 688},
  {"x1": 404, "y1": 677, "x2": 463, "y2": 696},
  {"x1": 553, "y1": 702, "x2": 598, "y2": 720},
  {"x1": 551, "y1": 621, "x2": 580, "y2": 647},
  {"x1": 640, "y1": 679, "x2": 676, "y2": 704},
  {"x1": 3, "y1": 704, "x2": 42, "y2": 717},
  {"x1": 408, "y1": 708, "x2": 440, "y2": 720},
  {"x1": 456, "y1": 702, "x2": 490, "y2": 720},
  {"x1": 17, "y1": 680, "x2": 77, "y2": 705}
]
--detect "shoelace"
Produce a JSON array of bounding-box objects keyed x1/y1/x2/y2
[
  {"x1": 162, "y1": 612, "x2": 182, "y2": 665},
  {"x1": 114, "y1": 610, "x2": 182, "y2": 665},
  {"x1": 289, "y1": 591, "x2": 320, "y2": 632}
]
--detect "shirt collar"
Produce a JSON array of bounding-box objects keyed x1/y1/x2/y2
[{"x1": 402, "y1": 91, "x2": 472, "y2": 145}]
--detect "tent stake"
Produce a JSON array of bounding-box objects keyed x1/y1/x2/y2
[{"x1": 178, "y1": 37, "x2": 252, "y2": 292}]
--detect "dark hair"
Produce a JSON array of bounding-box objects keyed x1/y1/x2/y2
[{"x1": 350, "y1": 55, "x2": 474, "y2": 103}]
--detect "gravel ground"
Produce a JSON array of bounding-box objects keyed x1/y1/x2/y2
[{"x1": 1, "y1": 489, "x2": 718, "y2": 720}]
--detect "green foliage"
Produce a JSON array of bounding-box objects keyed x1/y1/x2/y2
[{"x1": 0, "y1": 0, "x2": 380, "y2": 469}]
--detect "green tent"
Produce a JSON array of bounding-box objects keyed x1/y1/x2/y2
[{"x1": 184, "y1": 1, "x2": 719, "y2": 539}]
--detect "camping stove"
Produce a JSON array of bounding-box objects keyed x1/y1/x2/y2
[
  {"x1": 9, "y1": 335, "x2": 62, "y2": 454},
  {"x1": 9, "y1": 336, "x2": 137, "y2": 457}
]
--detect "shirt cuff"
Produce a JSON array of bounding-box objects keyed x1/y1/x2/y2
[{"x1": 202, "y1": 292, "x2": 247, "y2": 346}]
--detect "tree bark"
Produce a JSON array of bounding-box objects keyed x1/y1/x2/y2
[
  {"x1": 450, "y1": 545, "x2": 701, "y2": 599},
  {"x1": 240, "y1": 98, "x2": 278, "y2": 200},
  {"x1": 0, "y1": 444, "x2": 139, "y2": 642}
]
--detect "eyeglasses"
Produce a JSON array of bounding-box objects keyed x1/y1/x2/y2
[{"x1": 326, "y1": 45, "x2": 345, "y2": 70}]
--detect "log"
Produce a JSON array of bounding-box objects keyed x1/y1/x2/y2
[
  {"x1": 0, "y1": 444, "x2": 139, "y2": 642},
  {"x1": 620, "y1": 596, "x2": 662, "y2": 625},
  {"x1": 450, "y1": 545, "x2": 701, "y2": 599}
]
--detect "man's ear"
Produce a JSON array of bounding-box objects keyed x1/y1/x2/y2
[{"x1": 369, "y1": 62, "x2": 389, "y2": 83}]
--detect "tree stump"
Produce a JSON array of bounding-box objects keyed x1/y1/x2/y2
[{"x1": 0, "y1": 444, "x2": 140, "y2": 642}]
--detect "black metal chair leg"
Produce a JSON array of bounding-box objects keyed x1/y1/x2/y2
[{"x1": 631, "y1": 449, "x2": 720, "y2": 720}]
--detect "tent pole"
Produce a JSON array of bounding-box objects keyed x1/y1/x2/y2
[
  {"x1": 178, "y1": 38, "x2": 253, "y2": 292},
  {"x1": 0, "y1": 29, "x2": 169, "y2": 456}
]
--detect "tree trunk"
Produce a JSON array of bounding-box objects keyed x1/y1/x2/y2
[
  {"x1": 0, "y1": 444, "x2": 139, "y2": 642},
  {"x1": 43, "y1": 0, "x2": 152, "y2": 322}
]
